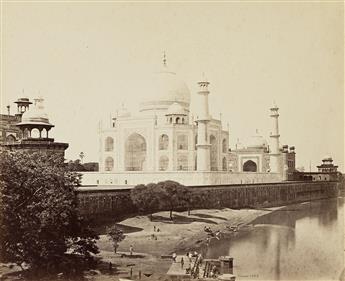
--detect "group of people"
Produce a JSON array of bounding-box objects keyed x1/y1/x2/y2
[
  {"x1": 171, "y1": 250, "x2": 204, "y2": 277},
  {"x1": 204, "y1": 226, "x2": 222, "y2": 243},
  {"x1": 151, "y1": 225, "x2": 161, "y2": 240}
]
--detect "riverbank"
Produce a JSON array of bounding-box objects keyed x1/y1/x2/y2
[
  {"x1": 92, "y1": 207, "x2": 280, "y2": 280},
  {"x1": 0, "y1": 207, "x2": 280, "y2": 281}
]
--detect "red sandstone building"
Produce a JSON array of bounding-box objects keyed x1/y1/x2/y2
[{"x1": 0, "y1": 97, "x2": 68, "y2": 158}]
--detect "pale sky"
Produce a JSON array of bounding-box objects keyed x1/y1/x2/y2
[{"x1": 1, "y1": 2, "x2": 344, "y2": 172}]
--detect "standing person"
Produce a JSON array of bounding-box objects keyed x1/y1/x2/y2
[
  {"x1": 153, "y1": 225, "x2": 156, "y2": 232},
  {"x1": 172, "y1": 252, "x2": 177, "y2": 262},
  {"x1": 129, "y1": 244, "x2": 133, "y2": 256},
  {"x1": 188, "y1": 252, "x2": 192, "y2": 262},
  {"x1": 181, "y1": 257, "x2": 184, "y2": 268}
]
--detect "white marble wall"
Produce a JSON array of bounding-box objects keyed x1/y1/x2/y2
[{"x1": 81, "y1": 171, "x2": 282, "y2": 186}]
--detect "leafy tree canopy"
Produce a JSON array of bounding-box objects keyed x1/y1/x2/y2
[
  {"x1": 0, "y1": 150, "x2": 99, "y2": 273},
  {"x1": 130, "y1": 183, "x2": 161, "y2": 220},
  {"x1": 157, "y1": 180, "x2": 191, "y2": 219},
  {"x1": 107, "y1": 226, "x2": 125, "y2": 253}
]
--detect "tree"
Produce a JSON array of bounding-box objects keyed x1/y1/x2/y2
[
  {"x1": 66, "y1": 159, "x2": 86, "y2": 171},
  {"x1": 0, "y1": 150, "x2": 99, "y2": 274},
  {"x1": 157, "y1": 180, "x2": 191, "y2": 220},
  {"x1": 107, "y1": 225, "x2": 125, "y2": 253},
  {"x1": 187, "y1": 192, "x2": 201, "y2": 216},
  {"x1": 130, "y1": 183, "x2": 161, "y2": 221}
]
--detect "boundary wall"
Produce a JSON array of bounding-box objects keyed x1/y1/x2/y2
[
  {"x1": 77, "y1": 181, "x2": 339, "y2": 217},
  {"x1": 80, "y1": 171, "x2": 282, "y2": 186}
]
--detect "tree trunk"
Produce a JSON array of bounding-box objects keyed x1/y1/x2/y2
[
  {"x1": 170, "y1": 209, "x2": 173, "y2": 220},
  {"x1": 188, "y1": 208, "x2": 191, "y2": 216}
]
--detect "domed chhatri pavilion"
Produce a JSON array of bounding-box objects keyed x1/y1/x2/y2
[
  {"x1": 3, "y1": 97, "x2": 68, "y2": 158},
  {"x1": 89, "y1": 57, "x2": 296, "y2": 186}
]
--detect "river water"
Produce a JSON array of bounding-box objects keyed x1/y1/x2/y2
[{"x1": 206, "y1": 197, "x2": 344, "y2": 280}]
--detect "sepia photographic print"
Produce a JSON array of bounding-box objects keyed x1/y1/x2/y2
[{"x1": 0, "y1": 1, "x2": 344, "y2": 281}]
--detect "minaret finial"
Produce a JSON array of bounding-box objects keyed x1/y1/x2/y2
[
  {"x1": 202, "y1": 72, "x2": 208, "y2": 82},
  {"x1": 163, "y1": 51, "x2": 167, "y2": 67}
]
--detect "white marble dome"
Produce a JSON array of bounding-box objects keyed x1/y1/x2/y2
[
  {"x1": 166, "y1": 102, "x2": 186, "y2": 115},
  {"x1": 18, "y1": 98, "x2": 53, "y2": 126},
  {"x1": 246, "y1": 131, "x2": 268, "y2": 148},
  {"x1": 139, "y1": 64, "x2": 190, "y2": 113},
  {"x1": 322, "y1": 155, "x2": 333, "y2": 162}
]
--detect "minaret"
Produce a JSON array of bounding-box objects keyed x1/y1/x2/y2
[
  {"x1": 269, "y1": 102, "x2": 280, "y2": 172},
  {"x1": 196, "y1": 75, "x2": 211, "y2": 171}
]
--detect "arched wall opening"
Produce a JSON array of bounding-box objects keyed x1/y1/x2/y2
[
  {"x1": 105, "y1": 156, "x2": 114, "y2": 171},
  {"x1": 222, "y1": 157, "x2": 227, "y2": 171},
  {"x1": 177, "y1": 154, "x2": 188, "y2": 171},
  {"x1": 243, "y1": 160, "x2": 257, "y2": 172},
  {"x1": 177, "y1": 135, "x2": 188, "y2": 150},
  {"x1": 222, "y1": 138, "x2": 227, "y2": 153},
  {"x1": 159, "y1": 134, "x2": 169, "y2": 150},
  {"x1": 105, "y1": 137, "x2": 114, "y2": 151},
  {"x1": 159, "y1": 155, "x2": 169, "y2": 171},
  {"x1": 210, "y1": 135, "x2": 218, "y2": 171},
  {"x1": 125, "y1": 133, "x2": 147, "y2": 171}
]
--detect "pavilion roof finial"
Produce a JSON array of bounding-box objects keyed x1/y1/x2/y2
[{"x1": 163, "y1": 51, "x2": 167, "y2": 67}]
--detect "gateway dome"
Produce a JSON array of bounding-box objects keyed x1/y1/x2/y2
[{"x1": 246, "y1": 130, "x2": 268, "y2": 148}]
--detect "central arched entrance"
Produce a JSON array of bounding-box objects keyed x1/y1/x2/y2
[
  {"x1": 125, "y1": 133, "x2": 147, "y2": 171},
  {"x1": 243, "y1": 160, "x2": 257, "y2": 172}
]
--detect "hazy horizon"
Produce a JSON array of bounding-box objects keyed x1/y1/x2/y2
[{"x1": 1, "y1": 2, "x2": 344, "y2": 172}]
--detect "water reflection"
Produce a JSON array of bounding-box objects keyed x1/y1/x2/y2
[{"x1": 207, "y1": 197, "x2": 344, "y2": 280}]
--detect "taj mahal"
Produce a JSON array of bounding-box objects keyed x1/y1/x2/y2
[{"x1": 82, "y1": 56, "x2": 296, "y2": 187}]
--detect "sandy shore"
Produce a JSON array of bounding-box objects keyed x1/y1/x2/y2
[
  {"x1": 0, "y1": 207, "x2": 278, "y2": 281},
  {"x1": 93, "y1": 207, "x2": 278, "y2": 281}
]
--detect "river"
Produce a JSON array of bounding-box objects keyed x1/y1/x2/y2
[{"x1": 206, "y1": 197, "x2": 344, "y2": 280}]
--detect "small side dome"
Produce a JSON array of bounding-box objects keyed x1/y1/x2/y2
[
  {"x1": 166, "y1": 102, "x2": 186, "y2": 116},
  {"x1": 117, "y1": 105, "x2": 131, "y2": 118},
  {"x1": 322, "y1": 155, "x2": 333, "y2": 162},
  {"x1": 246, "y1": 130, "x2": 268, "y2": 148},
  {"x1": 18, "y1": 97, "x2": 53, "y2": 127}
]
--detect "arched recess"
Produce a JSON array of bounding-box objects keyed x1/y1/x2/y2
[
  {"x1": 222, "y1": 138, "x2": 227, "y2": 153},
  {"x1": 105, "y1": 137, "x2": 114, "y2": 151},
  {"x1": 125, "y1": 133, "x2": 147, "y2": 171},
  {"x1": 177, "y1": 135, "x2": 188, "y2": 150},
  {"x1": 31, "y1": 128, "x2": 40, "y2": 138},
  {"x1": 159, "y1": 155, "x2": 169, "y2": 171},
  {"x1": 6, "y1": 134, "x2": 16, "y2": 144},
  {"x1": 177, "y1": 154, "x2": 188, "y2": 171},
  {"x1": 243, "y1": 160, "x2": 257, "y2": 172},
  {"x1": 159, "y1": 134, "x2": 169, "y2": 150},
  {"x1": 105, "y1": 156, "x2": 114, "y2": 171},
  {"x1": 210, "y1": 135, "x2": 218, "y2": 171},
  {"x1": 222, "y1": 157, "x2": 227, "y2": 171}
]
